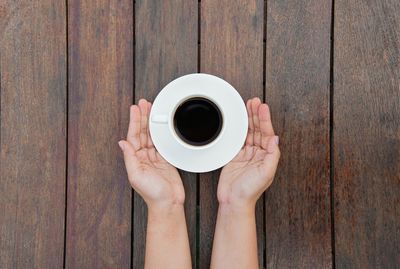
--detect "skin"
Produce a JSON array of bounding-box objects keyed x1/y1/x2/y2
[
  {"x1": 210, "y1": 97, "x2": 280, "y2": 269},
  {"x1": 118, "y1": 99, "x2": 191, "y2": 269},
  {"x1": 119, "y1": 97, "x2": 280, "y2": 269}
]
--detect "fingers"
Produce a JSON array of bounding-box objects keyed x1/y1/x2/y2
[
  {"x1": 138, "y1": 99, "x2": 148, "y2": 148},
  {"x1": 259, "y1": 104, "x2": 275, "y2": 149},
  {"x1": 147, "y1": 102, "x2": 154, "y2": 148},
  {"x1": 128, "y1": 99, "x2": 153, "y2": 150},
  {"x1": 245, "y1": 99, "x2": 254, "y2": 146},
  {"x1": 251, "y1": 97, "x2": 262, "y2": 147},
  {"x1": 148, "y1": 147, "x2": 158, "y2": 162},
  {"x1": 259, "y1": 104, "x2": 275, "y2": 135},
  {"x1": 118, "y1": 140, "x2": 140, "y2": 185},
  {"x1": 262, "y1": 136, "x2": 280, "y2": 184},
  {"x1": 127, "y1": 105, "x2": 141, "y2": 151}
]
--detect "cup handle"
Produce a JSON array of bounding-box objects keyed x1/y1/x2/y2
[{"x1": 151, "y1": 114, "x2": 169, "y2": 124}]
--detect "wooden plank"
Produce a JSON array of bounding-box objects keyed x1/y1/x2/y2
[
  {"x1": 134, "y1": 1, "x2": 198, "y2": 267},
  {"x1": 65, "y1": 0, "x2": 133, "y2": 268},
  {"x1": 0, "y1": 1, "x2": 66, "y2": 268},
  {"x1": 334, "y1": 0, "x2": 400, "y2": 267},
  {"x1": 200, "y1": 1, "x2": 265, "y2": 268},
  {"x1": 265, "y1": 0, "x2": 332, "y2": 267}
]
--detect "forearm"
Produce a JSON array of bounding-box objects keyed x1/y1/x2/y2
[
  {"x1": 210, "y1": 203, "x2": 258, "y2": 269},
  {"x1": 145, "y1": 204, "x2": 191, "y2": 269}
]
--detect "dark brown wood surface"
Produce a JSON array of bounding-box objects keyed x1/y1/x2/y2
[
  {"x1": 0, "y1": 1, "x2": 67, "y2": 268},
  {"x1": 65, "y1": 0, "x2": 133, "y2": 268},
  {"x1": 1, "y1": 1, "x2": 400, "y2": 268},
  {"x1": 134, "y1": 0, "x2": 198, "y2": 268},
  {"x1": 265, "y1": 0, "x2": 332, "y2": 267},
  {"x1": 334, "y1": 0, "x2": 400, "y2": 267},
  {"x1": 200, "y1": 1, "x2": 265, "y2": 268}
]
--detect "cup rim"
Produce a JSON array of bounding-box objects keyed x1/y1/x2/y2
[{"x1": 168, "y1": 94, "x2": 226, "y2": 150}]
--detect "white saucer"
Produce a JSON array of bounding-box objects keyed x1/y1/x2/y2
[{"x1": 149, "y1": 73, "x2": 248, "y2": 173}]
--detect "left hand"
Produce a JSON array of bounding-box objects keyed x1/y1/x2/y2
[
  {"x1": 118, "y1": 99, "x2": 184, "y2": 211},
  {"x1": 218, "y1": 97, "x2": 280, "y2": 210}
]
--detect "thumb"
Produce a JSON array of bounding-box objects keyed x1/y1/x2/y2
[
  {"x1": 118, "y1": 140, "x2": 139, "y2": 183},
  {"x1": 262, "y1": 136, "x2": 280, "y2": 181}
]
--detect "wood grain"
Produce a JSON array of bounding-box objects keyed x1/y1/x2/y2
[
  {"x1": 265, "y1": 0, "x2": 332, "y2": 267},
  {"x1": 0, "y1": 1, "x2": 66, "y2": 268},
  {"x1": 334, "y1": 0, "x2": 400, "y2": 267},
  {"x1": 134, "y1": 0, "x2": 198, "y2": 267},
  {"x1": 200, "y1": 1, "x2": 265, "y2": 268},
  {"x1": 65, "y1": 0, "x2": 133, "y2": 268}
]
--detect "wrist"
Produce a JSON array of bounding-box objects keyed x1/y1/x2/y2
[
  {"x1": 147, "y1": 202, "x2": 185, "y2": 220},
  {"x1": 146, "y1": 203, "x2": 187, "y2": 242},
  {"x1": 218, "y1": 201, "x2": 255, "y2": 218}
]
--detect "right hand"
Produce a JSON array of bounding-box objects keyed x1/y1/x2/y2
[
  {"x1": 118, "y1": 99, "x2": 185, "y2": 210},
  {"x1": 218, "y1": 98, "x2": 280, "y2": 210}
]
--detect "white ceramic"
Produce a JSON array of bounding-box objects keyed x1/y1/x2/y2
[{"x1": 149, "y1": 73, "x2": 248, "y2": 172}]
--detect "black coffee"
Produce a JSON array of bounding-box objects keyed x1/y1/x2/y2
[{"x1": 174, "y1": 97, "x2": 223, "y2": 146}]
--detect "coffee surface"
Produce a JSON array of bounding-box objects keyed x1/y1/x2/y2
[{"x1": 173, "y1": 97, "x2": 222, "y2": 146}]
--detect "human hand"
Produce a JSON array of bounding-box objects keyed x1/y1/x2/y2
[
  {"x1": 118, "y1": 99, "x2": 184, "y2": 211},
  {"x1": 218, "y1": 97, "x2": 280, "y2": 210}
]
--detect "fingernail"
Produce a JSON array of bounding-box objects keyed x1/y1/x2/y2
[
  {"x1": 118, "y1": 141, "x2": 125, "y2": 151},
  {"x1": 274, "y1": 136, "x2": 279, "y2": 145}
]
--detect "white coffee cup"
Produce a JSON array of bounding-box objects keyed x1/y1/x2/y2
[
  {"x1": 151, "y1": 94, "x2": 226, "y2": 151},
  {"x1": 149, "y1": 73, "x2": 248, "y2": 173}
]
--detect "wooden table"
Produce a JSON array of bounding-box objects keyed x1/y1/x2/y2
[{"x1": 1, "y1": 1, "x2": 399, "y2": 268}]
